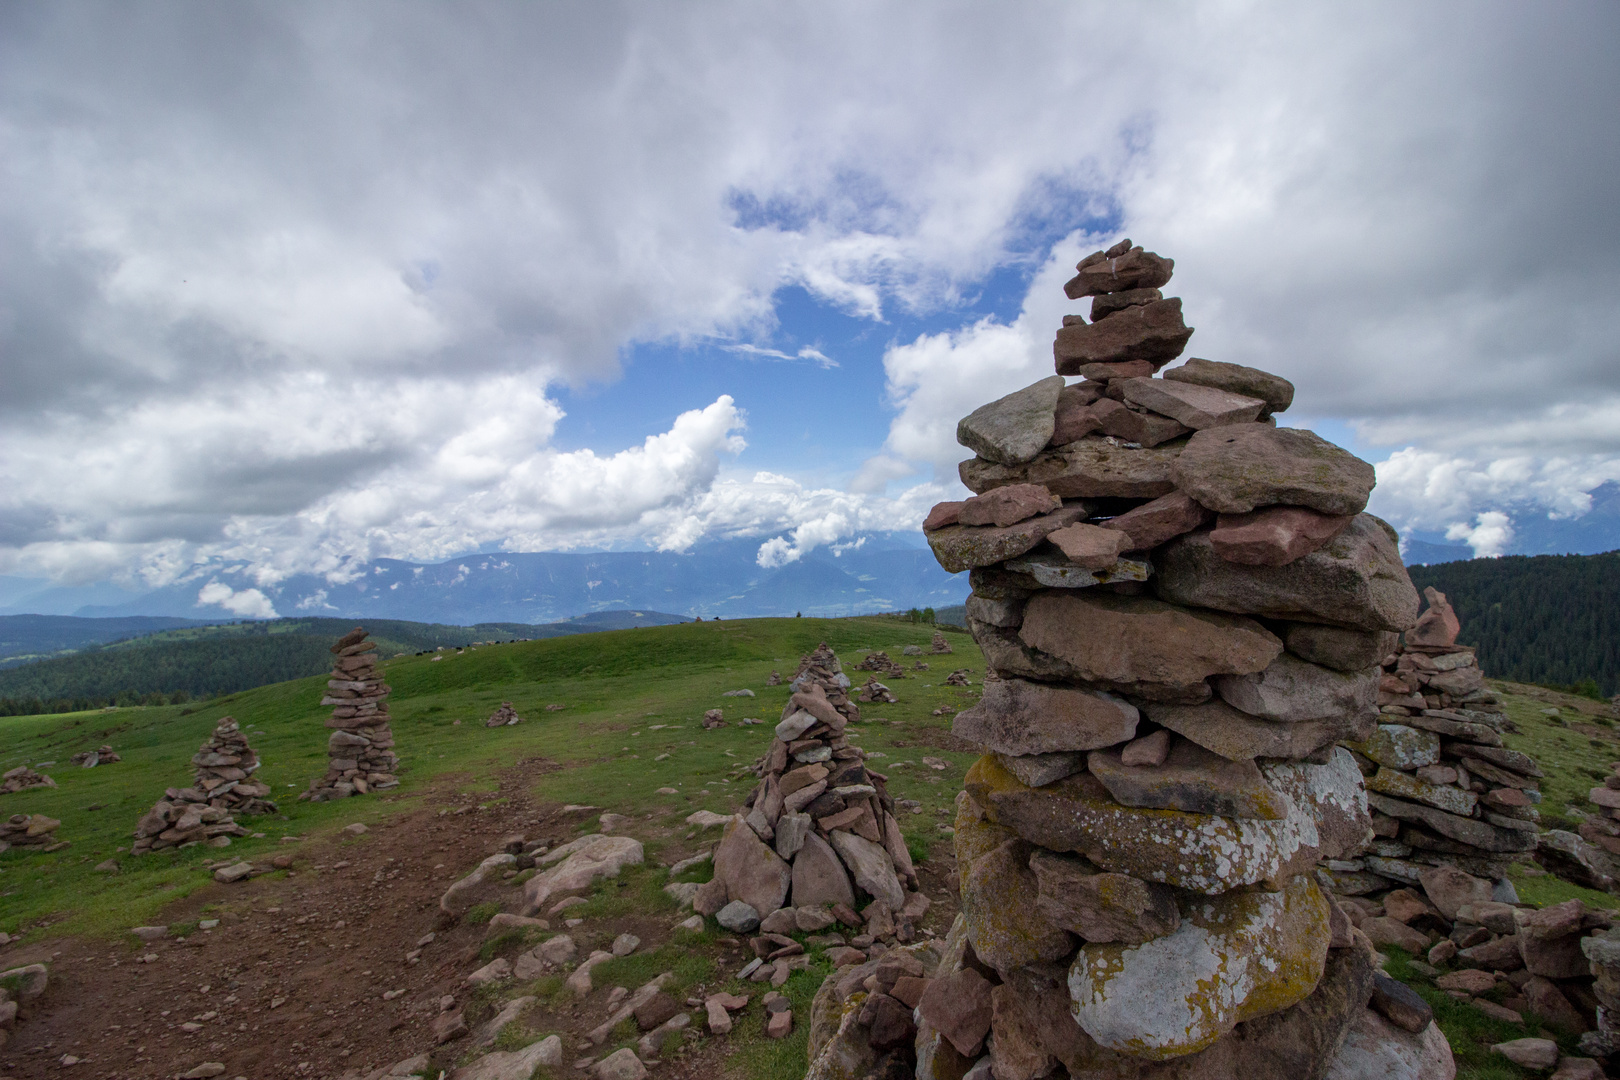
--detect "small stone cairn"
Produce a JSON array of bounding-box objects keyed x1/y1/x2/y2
[
  {"x1": 302, "y1": 626, "x2": 400, "y2": 801},
  {"x1": 486, "y1": 702, "x2": 522, "y2": 727},
  {"x1": 0, "y1": 814, "x2": 64, "y2": 853},
  {"x1": 131, "y1": 718, "x2": 268, "y2": 854},
  {"x1": 0, "y1": 767, "x2": 55, "y2": 794},
  {"x1": 1323, "y1": 588, "x2": 1541, "y2": 896},
  {"x1": 929, "y1": 631, "x2": 953, "y2": 654},
  {"x1": 858, "y1": 676, "x2": 898, "y2": 704},
  {"x1": 69, "y1": 745, "x2": 120, "y2": 767},
  {"x1": 907, "y1": 239, "x2": 1448, "y2": 1074},
  {"x1": 695, "y1": 643, "x2": 929, "y2": 952},
  {"x1": 854, "y1": 651, "x2": 907, "y2": 678}
]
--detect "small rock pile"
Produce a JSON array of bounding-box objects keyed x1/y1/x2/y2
[
  {"x1": 131, "y1": 718, "x2": 265, "y2": 854},
  {"x1": 854, "y1": 651, "x2": 906, "y2": 678},
  {"x1": 929, "y1": 631, "x2": 953, "y2": 654},
  {"x1": 486, "y1": 702, "x2": 522, "y2": 727},
  {"x1": 0, "y1": 813, "x2": 64, "y2": 853},
  {"x1": 1323, "y1": 588, "x2": 1541, "y2": 895},
  {"x1": 857, "y1": 676, "x2": 898, "y2": 704},
  {"x1": 0, "y1": 962, "x2": 49, "y2": 1054},
  {"x1": 69, "y1": 745, "x2": 120, "y2": 767},
  {"x1": 303, "y1": 627, "x2": 400, "y2": 801},
  {"x1": 190, "y1": 717, "x2": 277, "y2": 813},
  {"x1": 943, "y1": 669, "x2": 972, "y2": 687},
  {"x1": 694, "y1": 643, "x2": 930, "y2": 950},
  {"x1": 916, "y1": 239, "x2": 1446, "y2": 1074},
  {"x1": 0, "y1": 766, "x2": 55, "y2": 793}
]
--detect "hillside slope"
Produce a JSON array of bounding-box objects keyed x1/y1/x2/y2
[{"x1": 1408, "y1": 551, "x2": 1620, "y2": 696}]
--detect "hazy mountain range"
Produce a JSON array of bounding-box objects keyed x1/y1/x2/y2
[
  {"x1": 1401, "y1": 480, "x2": 1620, "y2": 565},
  {"x1": 0, "y1": 534, "x2": 967, "y2": 624}
]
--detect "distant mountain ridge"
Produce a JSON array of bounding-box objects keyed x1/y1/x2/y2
[
  {"x1": 1402, "y1": 480, "x2": 1620, "y2": 565},
  {"x1": 2, "y1": 534, "x2": 967, "y2": 624}
]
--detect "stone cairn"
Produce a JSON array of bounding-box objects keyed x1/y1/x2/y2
[
  {"x1": 855, "y1": 651, "x2": 907, "y2": 678},
  {"x1": 904, "y1": 239, "x2": 1451, "y2": 1075},
  {"x1": 695, "y1": 642, "x2": 929, "y2": 956},
  {"x1": 131, "y1": 718, "x2": 268, "y2": 854},
  {"x1": 69, "y1": 744, "x2": 120, "y2": 767},
  {"x1": 486, "y1": 702, "x2": 523, "y2": 727},
  {"x1": 1322, "y1": 587, "x2": 1541, "y2": 898},
  {"x1": 302, "y1": 626, "x2": 400, "y2": 801},
  {"x1": 0, "y1": 767, "x2": 55, "y2": 794},
  {"x1": 0, "y1": 814, "x2": 63, "y2": 853},
  {"x1": 929, "y1": 630, "x2": 953, "y2": 654}
]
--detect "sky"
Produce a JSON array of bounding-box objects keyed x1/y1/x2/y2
[{"x1": 2, "y1": 1, "x2": 1618, "y2": 609}]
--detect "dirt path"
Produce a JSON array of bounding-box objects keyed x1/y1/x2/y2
[{"x1": 0, "y1": 756, "x2": 960, "y2": 1080}]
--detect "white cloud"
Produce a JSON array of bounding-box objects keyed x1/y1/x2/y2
[
  {"x1": 1446, "y1": 512, "x2": 1514, "y2": 559},
  {"x1": 722, "y1": 344, "x2": 838, "y2": 368},
  {"x1": 197, "y1": 581, "x2": 278, "y2": 619}
]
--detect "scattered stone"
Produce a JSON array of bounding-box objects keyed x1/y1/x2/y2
[{"x1": 1491, "y1": 1038, "x2": 1559, "y2": 1069}]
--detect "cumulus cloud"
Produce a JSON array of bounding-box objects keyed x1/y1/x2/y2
[
  {"x1": 1446, "y1": 512, "x2": 1515, "y2": 559},
  {"x1": 197, "y1": 581, "x2": 278, "y2": 619},
  {"x1": 2, "y1": 3, "x2": 1617, "y2": 584}
]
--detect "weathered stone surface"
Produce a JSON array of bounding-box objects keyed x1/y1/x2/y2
[
  {"x1": 1064, "y1": 247, "x2": 1175, "y2": 298},
  {"x1": 828, "y1": 829, "x2": 905, "y2": 910},
  {"x1": 1090, "y1": 285, "x2": 1164, "y2": 321},
  {"x1": 1210, "y1": 506, "x2": 1355, "y2": 567},
  {"x1": 1030, "y1": 849, "x2": 1179, "y2": 944},
  {"x1": 1088, "y1": 738, "x2": 1289, "y2": 819},
  {"x1": 917, "y1": 968, "x2": 995, "y2": 1057},
  {"x1": 1172, "y1": 424, "x2": 1376, "y2": 517},
  {"x1": 1358, "y1": 725, "x2": 1440, "y2": 770},
  {"x1": 987, "y1": 965, "x2": 1112, "y2": 1080},
  {"x1": 1362, "y1": 916, "x2": 1429, "y2": 954},
  {"x1": 956, "y1": 376, "x2": 1066, "y2": 466},
  {"x1": 964, "y1": 593, "x2": 1026, "y2": 629},
  {"x1": 1090, "y1": 397, "x2": 1192, "y2": 447},
  {"x1": 442, "y1": 853, "x2": 518, "y2": 915},
  {"x1": 1120, "y1": 377, "x2": 1266, "y2": 430},
  {"x1": 449, "y1": 1035, "x2": 563, "y2": 1080},
  {"x1": 1145, "y1": 698, "x2": 1362, "y2": 762},
  {"x1": 1018, "y1": 592, "x2": 1281, "y2": 700},
  {"x1": 1366, "y1": 792, "x2": 1536, "y2": 853},
  {"x1": 960, "y1": 437, "x2": 1183, "y2": 500},
  {"x1": 953, "y1": 677, "x2": 1140, "y2": 756},
  {"x1": 1067, "y1": 874, "x2": 1330, "y2": 1059},
  {"x1": 925, "y1": 505, "x2": 1089, "y2": 573},
  {"x1": 1099, "y1": 490, "x2": 1212, "y2": 551},
  {"x1": 790, "y1": 831, "x2": 856, "y2": 910},
  {"x1": 1121, "y1": 728, "x2": 1171, "y2": 767},
  {"x1": 967, "y1": 755, "x2": 1327, "y2": 893},
  {"x1": 1162, "y1": 358, "x2": 1296, "y2": 416},
  {"x1": 1523, "y1": 975, "x2": 1587, "y2": 1032},
  {"x1": 521, "y1": 835, "x2": 644, "y2": 915},
  {"x1": 1050, "y1": 383, "x2": 1104, "y2": 446},
  {"x1": 711, "y1": 815, "x2": 791, "y2": 917},
  {"x1": 774, "y1": 812, "x2": 811, "y2": 860},
  {"x1": 922, "y1": 501, "x2": 964, "y2": 531},
  {"x1": 1054, "y1": 299, "x2": 1192, "y2": 373},
  {"x1": 1367, "y1": 767, "x2": 1477, "y2": 816},
  {"x1": 1215, "y1": 652, "x2": 1377, "y2": 723},
  {"x1": 593, "y1": 1047, "x2": 650, "y2": 1080},
  {"x1": 956, "y1": 826, "x2": 1074, "y2": 971},
  {"x1": 1283, "y1": 623, "x2": 1397, "y2": 672},
  {"x1": 959, "y1": 486, "x2": 1062, "y2": 531},
  {"x1": 1322, "y1": 1009, "x2": 1455, "y2": 1080},
  {"x1": 995, "y1": 750, "x2": 1087, "y2": 788},
  {"x1": 1258, "y1": 750, "x2": 1371, "y2": 861},
  {"x1": 1001, "y1": 549, "x2": 1151, "y2": 589},
  {"x1": 1155, "y1": 515, "x2": 1422, "y2": 633},
  {"x1": 1518, "y1": 900, "x2": 1594, "y2": 979},
  {"x1": 1492, "y1": 1038, "x2": 1559, "y2": 1069},
  {"x1": 1370, "y1": 973, "x2": 1433, "y2": 1033},
  {"x1": 1045, "y1": 522, "x2": 1126, "y2": 569},
  {"x1": 717, "y1": 900, "x2": 760, "y2": 932},
  {"x1": 1406, "y1": 586, "x2": 1461, "y2": 649}
]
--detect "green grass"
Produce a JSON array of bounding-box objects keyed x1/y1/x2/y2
[
  {"x1": 0, "y1": 616, "x2": 984, "y2": 946},
  {"x1": 1494, "y1": 678, "x2": 1620, "y2": 823}
]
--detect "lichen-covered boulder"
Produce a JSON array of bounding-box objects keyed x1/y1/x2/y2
[{"x1": 1067, "y1": 875, "x2": 1331, "y2": 1059}]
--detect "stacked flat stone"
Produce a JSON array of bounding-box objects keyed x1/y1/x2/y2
[
  {"x1": 858, "y1": 676, "x2": 898, "y2": 704},
  {"x1": 696, "y1": 643, "x2": 928, "y2": 946},
  {"x1": 929, "y1": 631, "x2": 953, "y2": 654},
  {"x1": 69, "y1": 745, "x2": 120, "y2": 767},
  {"x1": 0, "y1": 814, "x2": 63, "y2": 853},
  {"x1": 0, "y1": 767, "x2": 55, "y2": 794},
  {"x1": 486, "y1": 702, "x2": 522, "y2": 727},
  {"x1": 915, "y1": 240, "x2": 1449, "y2": 1075},
  {"x1": 130, "y1": 718, "x2": 267, "y2": 854},
  {"x1": 303, "y1": 626, "x2": 399, "y2": 802},
  {"x1": 854, "y1": 651, "x2": 907, "y2": 678},
  {"x1": 1323, "y1": 589, "x2": 1541, "y2": 897}
]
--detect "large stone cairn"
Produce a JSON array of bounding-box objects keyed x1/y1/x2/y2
[
  {"x1": 131, "y1": 717, "x2": 267, "y2": 854},
  {"x1": 303, "y1": 626, "x2": 400, "y2": 801},
  {"x1": 1323, "y1": 587, "x2": 1541, "y2": 896},
  {"x1": 695, "y1": 643, "x2": 929, "y2": 945},
  {"x1": 913, "y1": 239, "x2": 1448, "y2": 1074}
]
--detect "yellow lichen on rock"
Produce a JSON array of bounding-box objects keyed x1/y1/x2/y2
[{"x1": 1067, "y1": 874, "x2": 1330, "y2": 1059}]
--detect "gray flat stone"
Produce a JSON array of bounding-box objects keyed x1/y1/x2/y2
[
  {"x1": 994, "y1": 751, "x2": 1087, "y2": 787},
  {"x1": 925, "y1": 506, "x2": 1089, "y2": 574},
  {"x1": 1144, "y1": 698, "x2": 1364, "y2": 761},
  {"x1": 1087, "y1": 737, "x2": 1290, "y2": 819},
  {"x1": 1282, "y1": 623, "x2": 1397, "y2": 672},
  {"x1": 956, "y1": 376, "x2": 1065, "y2": 466},
  {"x1": 954, "y1": 678, "x2": 1139, "y2": 756},
  {"x1": 1161, "y1": 357, "x2": 1295, "y2": 415},
  {"x1": 960, "y1": 436, "x2": 1183, "y2": 499},
  {"x1": 1171, "y1": 424, "x2": 1375, "y2": 516},
  {"x1": 1214, "y1": 652, "x2": 1378, "y2": 723},
  {"x1": 1118, "y1": 377, "x2": 1266, "y2": 430}
]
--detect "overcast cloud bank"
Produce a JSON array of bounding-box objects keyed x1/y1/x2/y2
[{"x1": 1, "y1": 2, "x2": 1616, "y2": 598}]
